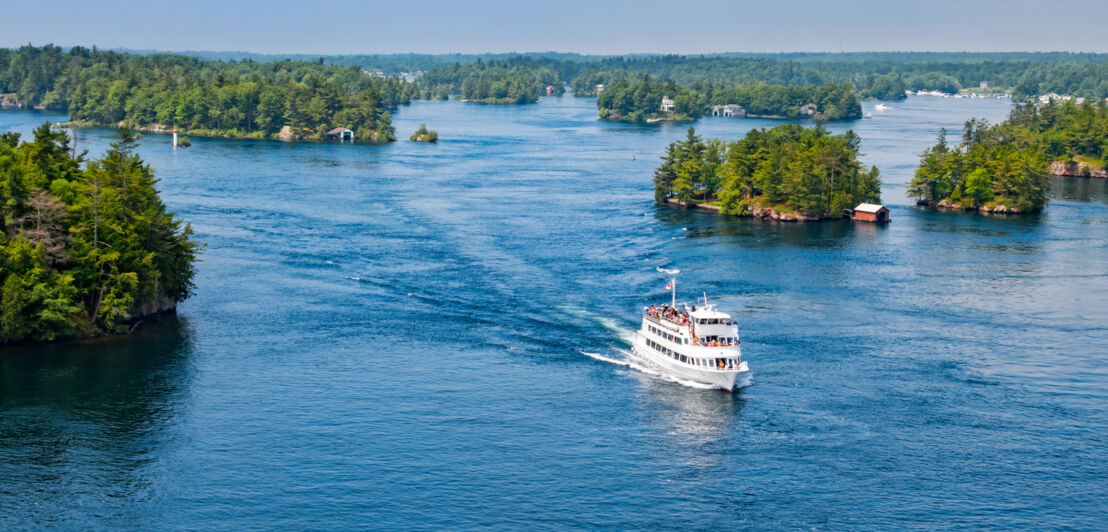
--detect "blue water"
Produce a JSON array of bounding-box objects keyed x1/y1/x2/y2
[{"x1": 2, "y1": 96, "x2": 1106, "y2": 529}]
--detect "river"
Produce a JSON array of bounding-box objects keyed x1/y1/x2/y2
[{"x1": 1, "y1": 95, "x2": 1106, "y2": 528}]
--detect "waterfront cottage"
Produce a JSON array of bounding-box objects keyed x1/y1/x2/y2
[
  {"x1": 710, "y1": 104, "x2": 746, "y2": 118},
  {"x1": 800, "y1": 103, "x2": 819, "y2": 116},
  {"x1": 660, "y1": 96, "x2": 675, "y2": 113},
  {"x1": 326, "y1": 127, "x2": 355, "y2": 141},
  {"x1": 852, "y1": 203, "x2": 889, "y2": 222}
]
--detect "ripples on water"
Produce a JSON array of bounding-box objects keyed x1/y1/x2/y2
[{"x1": 1, "y1": 96, "x2": 1106, "y2": 528}]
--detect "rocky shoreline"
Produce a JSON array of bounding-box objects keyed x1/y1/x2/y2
[
  {"x1": 601, "y1": 113, "x2": 695, "y2": 124},
  {"x1": 916, "y1": 199, "x2": 1031, "y2": 214},
  {"x1": 667, "y1": 198, "x2": 835, "y2": 222},
  {"x1": 56, "y1": 121, "x2": 393, "y2": 144}
]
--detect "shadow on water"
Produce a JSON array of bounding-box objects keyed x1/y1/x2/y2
[
  {"x1": 1051, "y1": 176, "x2": 1108, "y2": 204},
  {"x1": 0, "y1": 316, "x2": 194, "y2": 524},
  {"x1": 653, "y1": 204, "x2": 867, "y2": 248},
  {"x1": 910, "y1": 205, "x2": 1046, "y2": 235}
]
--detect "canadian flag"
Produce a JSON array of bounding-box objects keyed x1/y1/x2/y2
[{"x1": 664, "y1": 280, "x2": 674, "y2": 290}]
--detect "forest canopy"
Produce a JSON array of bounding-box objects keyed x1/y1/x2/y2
[
  {"x1": 597, "y1": 77, "x2": 862, "y2": 122},
  {"x1": 565, "y1": 54, "x2": 1108, "y2": 100},
  {"x1": 909, "y1": 100, "x2": 1108, "y2": 213},
  {"x1": 0, "y1": 45, "x2": 416, "y2": 142},
  {"x1": 414, "y1": 58, "x2": 565, "y2": 104},
  {"x1": 0, "y1": 125, "x2": 199, "y2": 343},
  {"x1": 654, "y1": 125, "x2": 881, "y2": 219}
]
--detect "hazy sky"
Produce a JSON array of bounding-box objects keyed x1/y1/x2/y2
[{"x1": 3, "y1": 0, "x2": 1105, "y2": 55}]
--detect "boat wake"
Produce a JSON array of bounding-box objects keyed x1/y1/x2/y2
[
  {"x1": 580, "y1": 348, "x2": 710, "y2": 389},
  {"x1": 582, "y1": 348, "x2": 751, "y2": 391},
  {"x1": 555, "y1": 305, "x2": 637, "y2": 343}
]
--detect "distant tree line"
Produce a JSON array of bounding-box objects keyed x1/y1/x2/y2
[
  {"x1": 0, "y1": 45, "x2": 417, "y2": 142},
  {"x1": 0, "y1": 125, "x2": 198, "y2": 343},
  {"x1": 414, "y1": 58, "x2": 566, "y2": 104},
  {"x1": 655, "y1": 125, "x2": 881, "y2": 219},
  {"x1": 122, "y1": 49, "x2": 1108, "y2": 88},
  {"x1": 564, "y1": 55, "x2": 1108, "y2": 100},
  {"x1": 855, "y1": 73, "x2": 908, "y2": 100},
  {"x1": 909, "y1": 100, "x2": 1108, "y2": 212}
]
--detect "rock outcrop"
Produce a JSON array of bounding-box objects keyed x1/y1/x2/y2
[
  {"x1": 1050, "y1": 159, "x2": 1107, "y2": 178},
  {"x1": 277, "y1": 125, "x2": 300, "y2": 142},
  {"x1": 923, "y1": 198, "x2": 1028, "y2": 214},
  {"x1": 0, "y1": 93, "x2": 24, "y2": 109},
  {"x1": 135, "y1": 292, "x2": 178, "y2": 318},
  {"x1": 668, "y1": 198, "x2": 827, "y2": 222}
]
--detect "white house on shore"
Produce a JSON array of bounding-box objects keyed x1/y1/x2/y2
[
  {"x1": 1038, "y1": 92, "x2": 1071, "y2": 104},
  {"x1": 660, "y1": 96, "x2": 675, "y2": 113},
  {"x1": 709, "y1": 104, "x2": 746, "y2": 118}
]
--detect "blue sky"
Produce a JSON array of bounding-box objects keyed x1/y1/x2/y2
[{"x1": 3, "y1": 0, "x2": 1104, "y2": 54}]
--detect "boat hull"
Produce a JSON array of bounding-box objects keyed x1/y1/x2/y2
[{"x1": 631, "y1": 334, "x2": 746, "y2": 391}]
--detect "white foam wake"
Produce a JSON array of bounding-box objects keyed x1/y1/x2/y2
[
  {"x1": 581, "y1": 348, "x2": 735, "y2": 391},
  {"x1": 556, "y1": 305, "x2": 637, "y2": 344}
]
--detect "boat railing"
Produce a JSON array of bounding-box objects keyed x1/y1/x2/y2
[{"x1": 642, "y1": 311, "x2": 686, "y2": 329}]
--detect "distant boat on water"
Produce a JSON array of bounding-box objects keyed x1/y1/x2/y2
[{"x1": 875, "y1": 103, "x2": 890, "y2": 111}]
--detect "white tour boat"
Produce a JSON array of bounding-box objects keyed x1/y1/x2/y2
[{"x1": 631, "y1": 271, "x2": 748, "y2": 391}]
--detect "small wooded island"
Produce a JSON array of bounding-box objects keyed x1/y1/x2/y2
[
  {"x1": 598, "y1": 77, "x2": 862, "y2": 123},
  {"x1": 409, "y1": 124, "x2": 438, "y2": 142},
  {"x1": 0, "y1": 125, "x2": 198, "y2": 344},
  {"x1": 909, "y1": 99, "x2": 1108, "y2": 213},
  {"x1": 0, "y1": 45, "x2": 414, "y2": 143},
  {"x1": 654, "y1": 125, "x2": 881, "y2": 221}
]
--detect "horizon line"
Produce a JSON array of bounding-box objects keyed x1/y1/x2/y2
[{"x1": 7, "y1": 43, "x2": 1108, "y2": 57}]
